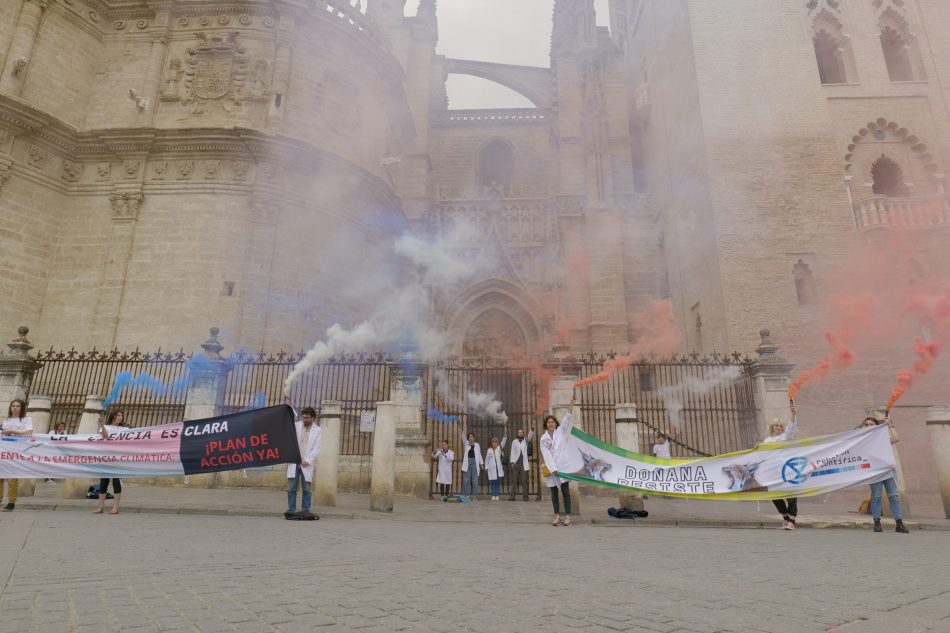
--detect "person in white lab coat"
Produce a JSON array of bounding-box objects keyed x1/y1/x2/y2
[
  {"x1": 432, "y1": 440, "x2": 454, "y2": 500},
  {"x1": 508, "y1": 428, "x2": 535, "y2": 501},
  {"x1": 762, "y1": 403, "x2": 798, "y2": 529},
  {"x1": 484, "y1": 435, "x2": 507, "y2": 500},
  {"x1": 652, "y1": 433, "x2": 672, "y2": 459},
  {"x1": 459, "y1": 432, "x2": 484, "y2": 500},
  {"x1": 287, "y1": 407, "x2": 322, "y2": 517},
  {"x1": 539, "y1": 396, "x2": 577, "y2": 526}
]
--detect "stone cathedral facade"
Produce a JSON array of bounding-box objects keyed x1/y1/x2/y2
[{"x1": 1, "y1": 1, "x2": 949, "y2": 500}]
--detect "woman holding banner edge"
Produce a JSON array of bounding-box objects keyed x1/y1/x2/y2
[
  {"x1": 762, "y1": 403, "x2": 798, "y2": 530},
  {"x1": 540, "y1": 395, "x2": 576, "y2": 526},
  {"x1": 859, "y1": 416, "x2": 909, "y2": 534},
  {"x1": 96, "y1": 409, "x2": 127, "y2": 515}
]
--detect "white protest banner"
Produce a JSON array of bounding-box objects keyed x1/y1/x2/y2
[{"x1": 558, "y1": 424, "x2": 896, "y2": 500}]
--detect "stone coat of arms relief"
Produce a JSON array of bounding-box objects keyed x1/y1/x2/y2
[{"x1": 160, "y1": 32, "x2": 269, "y2": 113}]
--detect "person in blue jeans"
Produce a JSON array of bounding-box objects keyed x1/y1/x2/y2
[
  {"x1": 287, "y1": 407, "x2": 322, "y2": 518},
  {"x1": 459, "y1": 432, "x2": 483, "y2": 500},
  {"x1": 860, "y1": 416, "x2": 909, "y2": 534}
]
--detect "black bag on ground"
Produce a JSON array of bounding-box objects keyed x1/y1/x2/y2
[{"x1": 608, "y1": 507, "x2": 648, "y2": 519}]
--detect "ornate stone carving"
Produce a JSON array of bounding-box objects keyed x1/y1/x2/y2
[
  {"x1": 314, "y1": 72, "x2": 363, "y2": 135},
  {"x1": 123, "y1": 159, "x2": 141, "y2": 178},
  {"x1": 96, "y1": 163, "x2": 111, "y2": 180},
  {"x1": 159, "y1": 32, "x2": 267, "y2": 113},
  {"x1": 110, "y1": 190, "x2": 144, "y2": 220},
  {"x1": 61, "y1": 159, "x2": 82, "y2": 182},
  {"x1": 0, "y1": 157, "x2": 12, "y2": 191},
  {"x1": 177, "y1": 160, "x2": 194, "y2": 179},
  {"x1": 152, "y1": 161, "x2": 167, "y2": 179},
  {"x1": 231, "y1": 161, "x2": 249, "y2": 181},
  {"x1": 204, "y1": 160, "x2": 218, "y2": 179},
  {"x1": 27, "y1": 145, "x2": 47, "y2": 168}
]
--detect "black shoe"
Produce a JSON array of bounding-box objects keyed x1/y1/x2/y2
[
  {"x1": 873, "y1": 519, "x2": 883, "y2": 533},
  {"x1": 1, "y1": 503, "x2": 13, "y2": 512},
  {"x1": 895, "y1": 519, "x2": 910, "y2": 534}
]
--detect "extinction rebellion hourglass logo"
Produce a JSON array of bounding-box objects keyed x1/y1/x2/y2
[{"x1": 781, "y1": 457, "x2": 811, "y2": 485}]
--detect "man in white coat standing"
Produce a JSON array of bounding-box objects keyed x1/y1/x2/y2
[
  {"x1": 508, "y1": 428, "x2": 535, "y2": 501},
  {"x1": 287, "y1": 406, "x2": 322, "y2": 519}
]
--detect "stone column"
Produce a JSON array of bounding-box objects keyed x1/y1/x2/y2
[
  {"x1": 0, "y1": 326, "x2": 42, "y2": 417},
  {"x1": 550, "y1": 369, "x2": 582, "y2": 515},
  {"x1": 0, "y1": 0, "x2": 48, "y2": 95},
  {"x1": 266, "y1": 26, "x2": 295, "y2": 130},
  {"x1": 926, "y1": 406, "x2": 950, "y2": 519},
  {"x1": 865, "y1": 406, "x2": 911, "y2": 519},
  {"x1": 370, "y1": 401, "x2": 397, "y2": 512},
  {"x1": 141, "y1": 35, "x2": 168, "y2": 122},
  {"x1": 62, "y1": 395, "x2": 105, "y2": 499},
  {"x1": 390, "y1": 361, "x2": 429, "y2": 499},
  {"x1": 183, "y1": 328, "x2": 230, "y2": 421},
  {"x1": 748, "y1": 329, "x2": 795, "y2": 440},
  {"x1": 614, "y1": 403, "x2": 644, "y2": 511},
  {"x1": 313, "y1": 400, "x2": 341, "y2": 507}
]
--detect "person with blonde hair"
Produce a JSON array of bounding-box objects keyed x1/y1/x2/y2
[
  {"x1": 762, "y1": 403, "x2": 798, "y2": 530},
  {"x1": 858, "y1": 416, "x2": 909, "y2": 534}
]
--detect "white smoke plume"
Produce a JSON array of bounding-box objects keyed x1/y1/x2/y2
[
  {"x1": 284, "y1": 222, "x2": 486, "y2": 395},
  {"x1": 657, "y1": 366, "x2": 742, "y2": 430},
  {"x1": 466, "y1": 391, "x2": 508, "y2": 425}
]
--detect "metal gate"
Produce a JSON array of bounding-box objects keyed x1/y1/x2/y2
[{"x1": 424, "y1": 359, "x2": 543, "y2": 498}]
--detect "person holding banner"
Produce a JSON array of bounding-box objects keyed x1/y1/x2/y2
[
  {"x1": 859, "y1": 417, "x2": 909, "y2": 534},
  {"x1": 652, "y1": 433, "x2": 672, "y2": 459},
  {"x1": 287, "y1": 407, "x2": 322, "y2": 519},
  {"x1": 95, "y1": 410, "x2": 128, "y2": 514},
  {"x1": 459, "y1": 432, "x2": 484, "y2": 500},
  {"x1": 540, "y1": 396, "x2": 576, "y2": 526},
  {"x1": 763, "y1": 404, "x2": 798, "y2": 529},
  {"x1": 1, "y1": 399, "x2": 32, "y2": 511}
]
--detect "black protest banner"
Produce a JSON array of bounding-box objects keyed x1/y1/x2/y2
[{"x1": 179, "y1": 405, "x2": 301, "y2": 475}]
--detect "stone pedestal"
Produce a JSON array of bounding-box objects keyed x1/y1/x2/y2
[
  {"x1": 63, "y1": 395, "x2": 105, "y2": 499},
  {"x1": 748, "y1": 329, "x2": 795, "y2": 440},
  {"x1": 926, "y1": 406, "x2": 950, "y2": 519},
  {"x1": 390, "y1": 361, "x2": 429, "y2": 500},
  {"x1": 313, "y1": 401, "x2": 341, "y2": 507},
  {"x1": 615, "y1": 403, "x2": 643, "y2": 507},
  {"x1": 182, "y1": 328, "x2": 230, "y2": 422},
  {"x1": 0, "y1": 326, "x2": 42, "y2": 421},
  {"x1": 370, "y1": 401, "x2": 397, "y2": 512}
]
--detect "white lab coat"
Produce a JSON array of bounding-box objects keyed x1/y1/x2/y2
[
  {"x1": 484, "y1": 437, "x2": 507, "y2": 481},
  {"x1": 287, "y1": 421, "x2": 322, "y2": 482},
  {"x1": 539, "y1": 412, "x2": 583, "y2": 487},
  {"x1": 652, "y1": 440, "x2": 671, "y2": 459},
  {"x1": 432, "y1": 448, "x2": 454, "y2": 485},
  {"x1": 763, "y1": 418, "x2": 798, "y2": 444},
  {"x1": 459, "y1": 433, "x2": 484, "y2": 473},
  {"x1": 508, "y1": 430, "x2": 535, "y2": 472}
]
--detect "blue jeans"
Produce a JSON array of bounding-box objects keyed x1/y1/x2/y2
[
  {"x1": 489, "y1": 478, "x2": 500, "y2": 496},
  {"x1": 287, "y1": 470, "x2": 312, "y2": 512},
  {"x1": 870, "y1": 476, "x2": 902, "y2": 520},
  {"x1": 462, "y1": 458, "x2": 478, "y2": 497}
]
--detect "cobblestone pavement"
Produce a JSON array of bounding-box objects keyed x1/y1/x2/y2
[{"x1": 1, "y1": 509, "x2": 948, "y2": 633}]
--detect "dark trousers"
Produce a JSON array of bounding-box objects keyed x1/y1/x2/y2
[
  {"x1": 99, "y1": 478, "x2": 122, "y2": 494},
  {"x1": 772, "y1": 498, "x2": 797, "y2": 518},
  {"x1": 438, "y1": 483, "x2": 450, "y2": 497},
  {"x1": 550, "y1": 481, "x2": 572, "y2": 515},
  {"x1": 509, "y1": 464, "x2": 528, "y2": 499}
]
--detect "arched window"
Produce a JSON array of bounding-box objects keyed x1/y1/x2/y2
[
  {"x1": 793, "y1": 260, "x2": 818, "y2": 306},
  {"x1": 880, "y1": 25, "x2": 915, "y2": 81},
  {"x1": 814, "y1": 30, "x2": 847, "y2": 84},
  {"x1": 871, "y1": 156, "x2": 910, "y2": 197},
  {"x1": 478, "y1": 139, "x2": 514, "y2": 187}
]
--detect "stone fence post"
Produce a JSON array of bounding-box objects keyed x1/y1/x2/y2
[
  {"x1": 391, "y1": 361, "x2": 429, "y2": 499},
  {"x1": 926, "y1": 406, "x2": 950, "y2": 519},
  {"x1": 0, "y1": 326, "x2": 42, "y2": 420},
  {"x1": 313, "y1": 400, "x2": 341, "y2": 507},
  {"x1": 748, "y1": 329, "x2": 795, "y2": 441},
  {"x1": 183, "y1": 327, "x2": 230, "y2": 421},
  {"x1": 370, "y1": 401, "x2": 396, "y2": 512},
  {"x1": 63, "y1": 395, "x2": 105, "y2": 499}
]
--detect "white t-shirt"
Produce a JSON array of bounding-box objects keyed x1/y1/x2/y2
[
  {"x1": 2, "y1": 416, "x2": 33, "y2": 435},
  {"x1": 652, "y1": 440, "x2": 671, "y2": 459}
]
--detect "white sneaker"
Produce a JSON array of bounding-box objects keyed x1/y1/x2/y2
[
  {"x1": 782, "y1": 519, "x2": 791, "y2": 530},
  {"x1": 787, "y1": 519, "x2": 796, "y2": 530}
]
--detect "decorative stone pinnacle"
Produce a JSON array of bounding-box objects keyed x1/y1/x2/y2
[
  {"x1": 7, "y1": 325, "x2": 34, "y2": 358},
  {"x1": 749, "y1": 328, "x2": 793, "y2": 377},
  {"x1": 201, "y1": 327, "x2": 224, "y2": 360}
]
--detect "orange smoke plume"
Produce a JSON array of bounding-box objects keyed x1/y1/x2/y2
[
  {"x1": 574, "y1": 299, "x2": 678, "y2": 388},
  {"x1": 886, "y1": 338, "x2": 940, "y2": 410}
]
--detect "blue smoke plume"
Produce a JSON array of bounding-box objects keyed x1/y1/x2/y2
[{"x1": 427, "y1": 407, "x2": 459, "y2": 423}]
